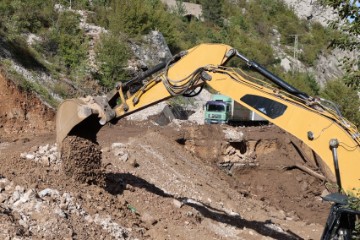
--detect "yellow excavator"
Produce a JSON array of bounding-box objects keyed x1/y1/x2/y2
[{"x1": 56, "y1": 43, "x2": 360, "y2": 239}]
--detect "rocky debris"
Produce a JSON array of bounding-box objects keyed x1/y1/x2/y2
[
  {"x1": 186, "y1": 89, "x2": 211, "y2": 125},
  {"x1": 222, "y1": 127, "x2": 244, "y2": 142},
  {"x1": 125, "y1": 102, "x2": 167, "y2": 121},
  {"x1": 218, "y1": 140, "x2": 259, "y2": 174},
  {"x1": 111, "y1": 142, "x2": 129, "y2": 162},
  {"x1": 0, "y1": 178, "x2": 133, "y2": 239},
  {"x1": 20, "y1": 143, "x2": 60, "y2": 167}
]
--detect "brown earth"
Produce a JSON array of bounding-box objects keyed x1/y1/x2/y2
[{"x1": 0, "y1": 72, "x2": 332, "y2": 239}]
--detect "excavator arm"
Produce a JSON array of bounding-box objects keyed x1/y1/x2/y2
[{"x1": 56, "y1": 43, "x2": 360, "y2": 196}]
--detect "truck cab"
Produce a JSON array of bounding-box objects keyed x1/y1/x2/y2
[
  {"x1": 204, "y1": 94, "x2": 267, "y2": 124},
  {"x1": 204, "y1": 94, "x2": 232, "y2": 124}
]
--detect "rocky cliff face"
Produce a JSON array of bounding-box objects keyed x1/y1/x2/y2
[
  {"x1": 283, "y1": 0, "x2": 337, "y2": 26},
  {"x1": 128, "y1": 31, "x2": 173, "y2": 75},
  {"x1": 279, "y1": 0, "x2": 358, "y2": 85}
]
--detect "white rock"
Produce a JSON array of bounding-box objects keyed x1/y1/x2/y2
[
  {"x1": 173, "y1": 199, "x2": 183, "y2": 208},
  {"x1": 111, "y1": 143, "x2": 126, "y2": 149},
  {"x1": 113, "y1": 149, "x2": 125, "y2": 157},
  {"x1": 15, "y1": 185, "x2": 25, "y2": 193},
  {"x1": 119, "y1": 153, "x2": 129, "y2": 162},
  {"x1": 41, "y1": 156, "x2": 50, "y2": 166},
  {"x1": 49, "y1": 154, "x2": 57, "y2": 163},
  {"x1": 38, "y1": 144, "x2": 49, "y2": 154},
  {"x1": 10, "y1": 191, "x2": 21, "y2": 203},
  {"x1": 25, "y1": 154, "x2": 35, "y2": 160},
  {"x1": 39, "y1": 188, "x2": 59, "y2": 198},
  {"x1": 49, "y1": 146, "x2": 58, "y2": 153}
]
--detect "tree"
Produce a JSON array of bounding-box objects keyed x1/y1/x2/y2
[
  {"x1": 95, "y1": 33, "x2": 130, "y2": 90},
  {"x1": 201, "y1": 0, "x2": 224, "y2": 26},
  {"x1": 321, "y1": 79, "x2": 360, "y2": 127},
  {"x1": 322, "y1": 0, "x2": 360, "y2": 89}
]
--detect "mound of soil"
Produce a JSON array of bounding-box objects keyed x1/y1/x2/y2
[
  {"x1": 61, "y1": 135, "x2": 105, "y2": 186},
  {"x1": 0, "y1": 71, "x2": 54, "y2": 135}
]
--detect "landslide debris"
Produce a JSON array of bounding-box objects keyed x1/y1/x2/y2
[{"x1": 61, "y1": 136, "x2": 105, "y2": 186}]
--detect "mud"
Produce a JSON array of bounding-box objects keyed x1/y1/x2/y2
[{"x1": 61, "y1": 135, "x2": 105, "y2": 186}]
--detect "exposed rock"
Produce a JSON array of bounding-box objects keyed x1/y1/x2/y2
[
  {"x1": 283, "y1": 0, "x2": 337, "y2": 26},
  {"x1": 128, "y1": 31, "x2": 173, "y2": 74}
]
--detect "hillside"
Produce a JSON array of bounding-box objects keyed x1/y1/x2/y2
[
  {"x1": 0, "y1": 0, "x2": 358, "y2": 126},
  {"x1": 0, "y1": 1, "x2": 359, "y2": 239}
]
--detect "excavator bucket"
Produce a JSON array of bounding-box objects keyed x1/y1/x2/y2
[
  {"x1": 56, "y1": 98, "x2": 94, "y2": 145},
  {"x1": 56, "y1": 96, "x2": 114, "y2": 146}
]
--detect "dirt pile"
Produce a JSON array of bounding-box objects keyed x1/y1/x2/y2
[{"x1": 61, "y1": 136, "x2": 105, "y2": 186}]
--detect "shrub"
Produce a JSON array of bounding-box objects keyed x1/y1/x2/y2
[
  {"x1": 321, "y1": 79, "x2": 360, "y2": 128},
  {"x1": 95, "y1": 33, "x2": 130, "y2": 90}
]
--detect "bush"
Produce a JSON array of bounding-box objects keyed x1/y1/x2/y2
[
  {"x1": 321, "y1": 79, "x2": 360, "y2": 128},
  {"x1": 38, "y1": 12, "x2": 87, "y2": 73},
  {"x1": 95, "y1": 33, "x2": 130, "y2": 90}
]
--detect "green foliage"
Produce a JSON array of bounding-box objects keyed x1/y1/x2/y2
[
  {"x1": 322, "y1": 0, "x2": 360, "y2": 90},
  {"x1": 346, "y1": 189, "x2": 360, "y2": 238},
  {"x1": 0, "y1": 0, "x2": 55, "y2": 36},
  {"x1": 95, "y1": 33, "x2": 130, "y2": 90},
  {"x1": 38, "y1": 11, "x2": 88, "y2": 73},
  {"x1": 99, "y1": 0, "x2": 167, "y2": 37},
  {"x1": 321, "y1": 79, "x2": 360, "y2": 128},
  {"x1": 201, "y1": 0, "x2": 224, "y2": 26},
  {"x1": 285, "y1": 72, "x2": 320, "y2": 96}
]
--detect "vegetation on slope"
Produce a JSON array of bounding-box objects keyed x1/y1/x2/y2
[{"x1": 0, "y1": 0, "x2": 359, "y2": 125}]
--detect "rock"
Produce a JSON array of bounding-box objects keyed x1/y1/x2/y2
[
  {"x1": 119, "y1": 153, "x2": 129, "y2": 162},
  {"x1": 173, "y1": 199, "x2": 183, "y2": 208},
  {"x1": 25, "y1": 154, "x2": 35, "y2": 160},
  {"x1": 49, "y1": 146, "x2": 58, "y2": 153},
  {"x1": 38, "y1": 144, "x2": 49, "y2": 154},
  {"x1": 223, "y1": 128, "x2": 244, "y2": 142},
  {"x1": 113, "y1": 148, "x2": 125, "y2": 157},
  {"x1": 41, "y1": 156, "x2": 50, "y2": 166},
  {"x1": 39, "y1": 188, "x2": 60, "y2": 198},
  {"x1": 14, "y1": 189, "x2": 36, "y2": 205},
  {"x1": 0, "y1": 194, "x2": 8, "y2": 203},
  {"x1": 15, "y1": 185, "x2": 25, "y2": 193},
  {"x1": 141, "y1": 212, "x2": 158, "y2": 225},
  {"x1": 49, "y1": 153, "x2": 57, "y2": 163},
  {"x1": 111, "y1": 143, "x2": 126, "y2": 149},
  {"x1": 0, "y1": 178, "x2": 10, "y2": 192},
  {"x1": 10, "y1": 191, "x2": 21, "y2": 203}
]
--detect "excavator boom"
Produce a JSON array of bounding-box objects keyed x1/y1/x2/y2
[{"x1": 56, "y1": 43, "x2": 360, "y2": 195}]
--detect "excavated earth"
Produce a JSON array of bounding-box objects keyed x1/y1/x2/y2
[{"x1": 0, "y1": 72, "x2": 333, "y2": 239}]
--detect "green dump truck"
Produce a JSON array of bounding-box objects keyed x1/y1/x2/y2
[{"x1": 204, "y1": 94, "x2": 266, "y2": 124}]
